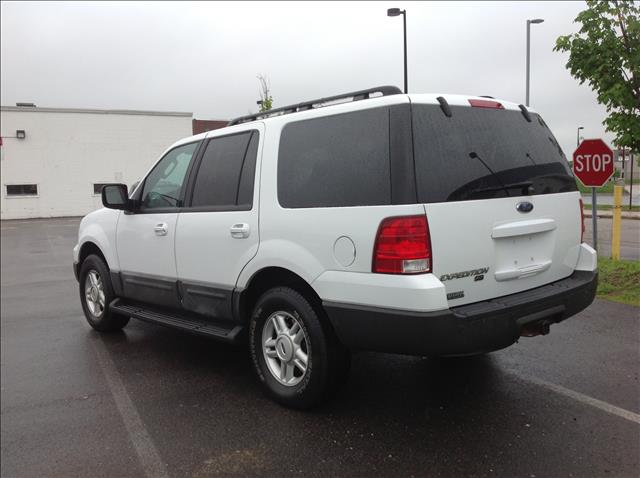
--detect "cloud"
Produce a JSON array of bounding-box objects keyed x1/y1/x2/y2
[{"x1": 1, "y1": 1, "x2": 616, "y2": 156}]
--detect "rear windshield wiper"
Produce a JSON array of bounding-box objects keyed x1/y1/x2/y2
[
  {"x1": 469, "y1": 181, "x2": 535, "y2": 197},
  {"x1": 526, "y1": 152, "x2": 537, "y2": 165},
  {"x1": 468, "y1": 151, "x2": 511, "y2": 196},
  {"x1": 468, "y1": 152, "x2": 535, "y2": 197}
]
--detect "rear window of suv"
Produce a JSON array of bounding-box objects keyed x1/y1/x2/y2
[{"x1": 412, "y1": 104, "x2": 577, "y2": 203}]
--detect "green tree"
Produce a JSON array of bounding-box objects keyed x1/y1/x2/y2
[
  {"x1": 555, "y1": 0, "x2": 639, "y2": 152},
  {"x1": 257, "y1": 74, "x2": 273, "y2": 112}
]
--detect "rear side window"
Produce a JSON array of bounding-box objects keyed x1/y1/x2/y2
[
  {"x1": 278, "y1": 108, "x2": 391, "y2": 208},
  {"x1": 191, "y1": 131, "x2": 258, "y2": 208},
  {"x1": 237, "y1": 132, "x2": 259, "y2": 207},
  {"x1": 412, "y1": 105, "x2": 577, "y2": 203}
]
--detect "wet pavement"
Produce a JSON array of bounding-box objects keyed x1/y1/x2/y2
[
  {"x1": 1, "y1": 218, "x2": 639, "y2": 478},
  {"x1": 583, "y1": 216, "x2": 640, "y2": 260},
  {"x1": 582, "y1": 192, "x2": 640, "y2": 207}
]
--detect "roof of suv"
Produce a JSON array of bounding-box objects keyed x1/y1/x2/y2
[{"x1": 169, "y1": 87, "x2": 536, "y2": 150}]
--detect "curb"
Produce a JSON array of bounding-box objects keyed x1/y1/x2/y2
[{"x1": 584, "y1": 211, "x2": 640, "y2": 220}]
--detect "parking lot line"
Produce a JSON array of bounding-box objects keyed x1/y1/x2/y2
[
  {"x1": 92, "y1": 336, "x2": 170, "y2": 478},
  {"x1": 515, "y1": 372, "x2": 640, "y2": 425}
]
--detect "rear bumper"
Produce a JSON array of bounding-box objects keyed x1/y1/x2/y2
[{"x1": 324, "y1": 270, "x2": 597, "y2": 356}]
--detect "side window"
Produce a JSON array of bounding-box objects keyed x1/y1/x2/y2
[
  {"x1": 190, "y1": 131, "x2": 258, "y2": 208},
  {"x1": 237, "y1": 132, "x2": 259, "y2": 207},
  {"x1": 277, "y1": 107, "x2": 391, "y2": 208},
  {"x1": 141, "y1": 142, "x2": 198, "y2": 209}
]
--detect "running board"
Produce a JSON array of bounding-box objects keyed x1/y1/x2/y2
[{"x1": 110, "y1": 299, "x2": 244, "y2": 342}]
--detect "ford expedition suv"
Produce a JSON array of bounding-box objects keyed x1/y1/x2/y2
[{"x1": 74, "y1": 86, "x2": 597, "y2": 409}]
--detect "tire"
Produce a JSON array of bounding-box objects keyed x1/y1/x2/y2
[
  {"x1": 249, "y1": 287, "x2": 350, "y2": 409},
  {"x1": 79, "y1": 254, "x2": 129, "y2": 332}
]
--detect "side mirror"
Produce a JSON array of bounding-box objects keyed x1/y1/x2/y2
[{"x1": 102, "y1": 184, "x2": 130, "y2": 210}]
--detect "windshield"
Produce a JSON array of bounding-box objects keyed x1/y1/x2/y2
[{"x1": 412, "y1": 104, "x2": 577, "y2": 203}]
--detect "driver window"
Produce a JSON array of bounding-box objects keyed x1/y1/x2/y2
[{"x1": 141, "y1": 142, "x2": 198, "y2": 209}]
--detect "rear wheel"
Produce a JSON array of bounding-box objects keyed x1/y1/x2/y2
[
  {"x1": 79, "y1": 255, "x2": 129, "y2": 332},
  {"x1": 249, "y1": 287, "x2": 350, "y2": 409}
]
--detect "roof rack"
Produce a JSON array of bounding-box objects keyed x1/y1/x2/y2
[{"x1": 227, "y1": 85, "x2": 402, "y2": 126}]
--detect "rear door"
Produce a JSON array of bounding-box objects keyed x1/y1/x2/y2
[
  {"x1": 175, "y1": 127, "x2": 262, "y2": 320},
  {"x1": 411, "y1": 100, "x2": 582, "y2": 306}
]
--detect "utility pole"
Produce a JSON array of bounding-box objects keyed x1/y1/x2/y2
[
  {"x1": 525, "y1": 18, "x2": 544, "y2": 107},
  {"x1": 387, "y1": 8, "x2": 408, "y2": 94}
]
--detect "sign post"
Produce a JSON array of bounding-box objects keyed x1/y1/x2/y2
[
  {"x1": 592, "y1": 186, "x2": 597, "y2": 250},
  {"x1": 573, "y1": 139, "x2": 615, "y2": 252}
]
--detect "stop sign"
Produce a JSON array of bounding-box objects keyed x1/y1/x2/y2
[{"x1": 573, "y1": 139, "x2": 614, "y2": 187}]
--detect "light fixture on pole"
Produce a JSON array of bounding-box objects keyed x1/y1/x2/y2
[
  {"x1": 577, "y1": 126, "x2": 584, "y2": 147},
  {"x1": 387, "y1": 7, "x2": 408, "y2": 94},
  {"x1": 525, "y1": 18, "x2": 544, "y2": 107}
]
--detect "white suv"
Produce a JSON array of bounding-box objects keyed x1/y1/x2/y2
[{"x1": 74, "y1": 86, "x2": 598, "y2": 409}]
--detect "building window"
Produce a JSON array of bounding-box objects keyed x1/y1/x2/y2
[
  {"x1": 93, "y1": 183, "x2": 116, "y2": 195},
  {"x1": 6, "y1": 184, "x2": 38, "y2": 197}
]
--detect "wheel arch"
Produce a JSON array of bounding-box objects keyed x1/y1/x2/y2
[
  {"x1": 78, "y1": 241, "x2": 109, "y2": 269},
  {"x1": 236, "y1": 266, "x2": 324, "y2": 324}
]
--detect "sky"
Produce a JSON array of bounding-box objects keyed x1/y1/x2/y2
[{"x1": 0, "y1": 1, "x2": 616, "y2": 158}]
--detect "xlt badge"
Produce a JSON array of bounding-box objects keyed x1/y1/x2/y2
[{"x1": 440, "y1": 267, "x2": 489, "y2": 282}]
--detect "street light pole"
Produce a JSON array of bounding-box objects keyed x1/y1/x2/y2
[
  {"x1": 403, "y1": 11, "x2": 408, "y2": 94},
  {"x1": 577, "y1": 126, "x2": 584, "y2": 147},
  {"x1": 387, "y1": 8, "x2": 408, "y2": 94},
  {"x1": 525, "y1": 18, "x2": 544, "y2": 107}
]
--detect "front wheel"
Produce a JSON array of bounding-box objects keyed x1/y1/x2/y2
[
  {"x1": 249, "y1": 287, "x2": 350, "y2": 409},
  {"x1": 79, "y1": 254, "x2": 129, "y2": 332}
]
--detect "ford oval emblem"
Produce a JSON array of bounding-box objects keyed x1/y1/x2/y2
[{"x1": 516, "y1": 201, "x2": 534, "y2": 213}]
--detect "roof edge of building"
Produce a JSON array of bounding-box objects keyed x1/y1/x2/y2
[{"x1": 0, "y1": 106, "x2": 193, "y2": 117}]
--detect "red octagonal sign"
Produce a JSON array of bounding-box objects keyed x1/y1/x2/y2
[{"x1": 573, "y1": 139, "x2": 614, "y2": 187}]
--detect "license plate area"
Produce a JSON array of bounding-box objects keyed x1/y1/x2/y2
[{"x1": 493, "y1": 232, "x2": 554, "y2": 282}]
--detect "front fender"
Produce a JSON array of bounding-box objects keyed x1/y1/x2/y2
[{"x1": 77, "y1": 208, "x2": 121, "y2": 270}]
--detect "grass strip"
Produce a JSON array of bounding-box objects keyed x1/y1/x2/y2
[{"x1": 596, "y1": 257, "x2": 640, "y2": 307}]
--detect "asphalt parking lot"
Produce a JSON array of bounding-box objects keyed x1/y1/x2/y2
[
  {"x1": 1, "y1": 218, "x2": 639, "y2": 478},
  {"x1": 583, "y1": 216, "x2": 640, "y2": 260}
]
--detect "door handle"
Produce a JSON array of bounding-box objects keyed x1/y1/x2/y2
[
  {"x1": 230, "y1": 223, "x2": 250, "y2": 239},
  {"x1": 154, "y1": 223, "x2": 168, "y2": 236},
  {"x1": 494, "y1": 260, "x2": 552, "y2": 282}
]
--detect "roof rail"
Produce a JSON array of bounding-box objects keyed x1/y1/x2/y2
[{"x1": 227, "y1": 85, "x2": 402, "y2": 126}]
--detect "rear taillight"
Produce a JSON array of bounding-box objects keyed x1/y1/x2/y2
[
  {"x1": 373, "y1": 215, "x2": 432, "y2": 274},
  {"x1": 468, "y1": 99, "x2": 504, "y2": 109},
  {"x1": 579, "y1": 198, "x2": 585, "y2": 243}
]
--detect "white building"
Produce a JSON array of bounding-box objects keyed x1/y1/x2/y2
[{"x1": 1, "y1": 105, "x2": 193, "y2": 219}]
